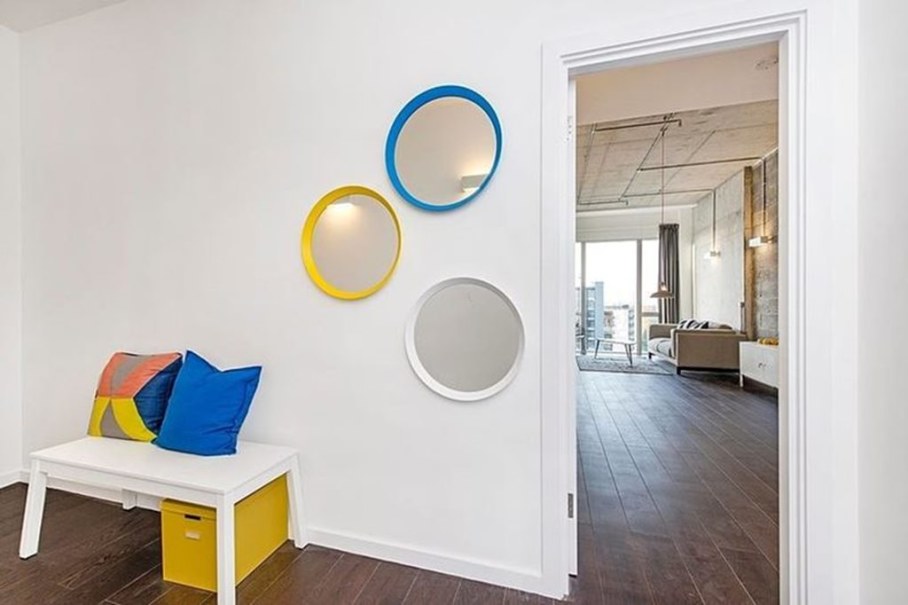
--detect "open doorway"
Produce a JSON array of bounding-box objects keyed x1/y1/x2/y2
[
  {"x1": 571, "y1": 49, "x2": 782, "y2": 602},
  {"x1": 536, "y1": 14, "x2": 809, "y2": 598}
]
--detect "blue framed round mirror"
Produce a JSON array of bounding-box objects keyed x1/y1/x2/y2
[{"x1": 385, "y1": 85, "x2": 502, "y2": 212}]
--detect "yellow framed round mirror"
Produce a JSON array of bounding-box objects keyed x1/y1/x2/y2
[{"x1": 301, "y1": 185, "x2": 402, "y2": 300}]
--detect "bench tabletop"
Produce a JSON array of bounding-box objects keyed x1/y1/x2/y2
[{"x1": 31, "y1": 437, "x2": 298, "y2": 495}]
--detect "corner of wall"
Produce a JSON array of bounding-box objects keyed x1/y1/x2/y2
[{"x1": 0, "y1": 24, "x2": 24, "y2": 482}]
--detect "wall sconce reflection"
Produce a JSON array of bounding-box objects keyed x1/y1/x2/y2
[{"x1": 460, "y1": 174, "x2": 487, "y2": 194}]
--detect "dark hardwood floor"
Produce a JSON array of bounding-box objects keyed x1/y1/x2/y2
[
  {"x1": 0, "y1": 368, "x2": 777, "y2": 604},
  {"x1": 575, "y1": 368, "x2": 779, "y2": 604}
]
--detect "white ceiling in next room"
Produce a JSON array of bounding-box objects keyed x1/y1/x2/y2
[{"x1": 575, "y1": 42, "x2": 779, "y2": 214}]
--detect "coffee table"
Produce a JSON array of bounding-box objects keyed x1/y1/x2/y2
[{"x1": 593, "y1": 338, "x2": 636, "y2": 365}]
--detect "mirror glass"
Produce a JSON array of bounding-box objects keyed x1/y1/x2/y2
[
  {"x1": 387, "y1": 86, "x2": 502, "y2": 211},
  {"x1": 302, "y1": 186, "x2": 401, "y2": 300},
  {"x1": 406, "y1": 278, "x2": 523, "y2": 401}
]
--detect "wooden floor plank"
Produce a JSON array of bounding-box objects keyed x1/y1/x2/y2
[
  {"x1": 231, "y1": 541, "x2": 302, "y2": 605},
  {"x1": 403, "y1": 571, "x2": 461, "y2": 604},
  {"x1": 721, "y1": 548, "x2": 780, "y2": 604},
  {"x1": 674, "y1": 540, "x2": 754, "y2": 605},
  {"x1": 637, "y1": 535, "x2": 702, "y2": 604},
  {"x1": 571, "y1": 524, "x2": 603, "y2": 604},
  {"x1": 58, "y1": 509, "x2": 160, "y2": 589},
  {"x1": 298, "y1": 552, "x2": 380, "y2": 604},
  {"x1": 353, "y1": 561, "x2": 419, "y2": 604},
  {"x1": 148, "y1": 584, "x2": 211, "y2": 605},
  {"x1": 453, "y1": 578, "x2": 508, "y2": 604},
  {"x1": 593, "y1": 527, "x2": 653, "y2": 604},
  {"x1": 252, "y1": 545, "x2": 343, "y2": 604},
  {"x1": 48, "y1": 538, "x2": 161, "y2": 605},
  {"x1": 105, "y1": 564, "x2": 173, "y2": 605}
]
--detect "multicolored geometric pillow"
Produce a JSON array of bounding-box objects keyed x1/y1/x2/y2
[{"x1": 88, "y1": 352, "x2": 183, "y2": 442}]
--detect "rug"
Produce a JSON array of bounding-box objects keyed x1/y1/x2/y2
[{"x1": 576, "y1": 354, "x2": 672, "y2": 375}]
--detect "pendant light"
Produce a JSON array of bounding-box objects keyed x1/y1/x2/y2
[
  {"x1": 749, "y1": 158, "x2": 774, "y2": 248},
  {"x1": 705, "y1": 189, "x2": 721, "y2": 258},
  {"x1": 651, "y1": 126, "x2": 674, "y2": 299}
]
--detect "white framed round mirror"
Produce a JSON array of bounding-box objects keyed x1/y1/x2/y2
[{"x1": 405, "y1": 278, "x2": 524, "y2": 401}]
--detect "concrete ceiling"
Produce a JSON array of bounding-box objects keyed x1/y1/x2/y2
[
  {"x1": 576, "y1": 100, "x2": 778, "y2": 213},
  {"x1": 0, "y1": 0, "x2": 126, "y2": 32}
]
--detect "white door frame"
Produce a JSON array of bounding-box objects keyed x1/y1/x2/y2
[{"x1": 539, "y1": 2, "x2": 859, "y2": 602}]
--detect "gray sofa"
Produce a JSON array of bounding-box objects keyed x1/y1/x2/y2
[{"x1": 648, "y1": 320, "x2": 747, "y2": 375}]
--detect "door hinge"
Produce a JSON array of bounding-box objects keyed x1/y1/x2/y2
[
  {"x1": 568, "y1": 493, "x2": 575, "y2": 519},
  {"x1": 567, "y1": 115, "x2": 575, "y2": 143}
]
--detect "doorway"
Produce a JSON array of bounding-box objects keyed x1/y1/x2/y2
[
  {"x1": 570, "y1": 48, "x2": 784, "y2": 603},
  {"x1": 535, "y1": 9, "x2": 836, "y2": 603}
]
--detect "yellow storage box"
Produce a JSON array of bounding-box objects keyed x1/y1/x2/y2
[{"x1": 161, "y1": 476, "x2": 288, "y2": 591}]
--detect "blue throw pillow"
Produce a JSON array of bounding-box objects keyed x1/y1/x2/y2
[{"x1": 155, "y1": 351, "x2": 262, "y2": 456}]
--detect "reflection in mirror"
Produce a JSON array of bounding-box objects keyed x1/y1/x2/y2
[
  {"x1": 386, "y1": 85, "x2": 502, "y2": 211},
  {"x1": 406, "y1": 278, "x2": 524, "y2": 401},
  {"x1": 395, "y1": 98, "x2": 495, "y2": 206},
  {"x1": 302, "y1": 186, "x2": 401, "y2": 300}
]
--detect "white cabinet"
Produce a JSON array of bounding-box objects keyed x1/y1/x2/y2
[{"x1": 739, "y1": 342, "x2": 779, "y2": 388}]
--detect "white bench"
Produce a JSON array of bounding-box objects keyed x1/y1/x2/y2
[{"x1": 18, "y1": 436, "x2": 307, "y2": 605}]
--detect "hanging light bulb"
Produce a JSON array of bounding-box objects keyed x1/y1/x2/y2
[
  {"x1": 651, "y1": 125, "x2": 675, "y2": 299},
  {"x1": 651, "y1": 283, "x2": 673, "y2": 299}
]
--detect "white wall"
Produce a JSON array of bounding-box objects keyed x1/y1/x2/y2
[
  {"x1": 0, "y1": 24, "x2": 22, "y2": 486},
  {"x1": 577, "y1": 207, "x2": 694, "y2": 319},
  {"x1": 12, "y1": 0, "x2": 863, "y2": 597},
  {"x1": 858, "y1": 0, "x2": 908, "y2": 601},
  {"x1": 692, "y1": 172, "x2": 744, "y2": 328},
  {"x1": 19, "y1": 0, "x2": 722, "y2": 586}
]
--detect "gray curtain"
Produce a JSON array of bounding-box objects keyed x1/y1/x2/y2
[{"x1": 658, "y1": 223, "x2": 680, "y2": 324}]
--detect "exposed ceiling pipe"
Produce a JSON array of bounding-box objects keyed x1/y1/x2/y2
[
  {"x1": 615, "y1": 114, "x2": 679, "y2": 203},
  {"x1": 579, "y1": 187, "x2": 715, "y2": 206},
  {"x1": 592, "y1": 117, "x2": 682, "y2": 133},
  {"x1": 637, "y1": 156, "x2": 762, "y2": 171}
]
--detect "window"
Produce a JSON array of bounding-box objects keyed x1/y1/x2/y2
[
  {"x1": 574, "y1": 239, "x2": 659, "y2": 355},
  {"x1": 640, "y1": 239, "x2": 660, "y2": 353}
]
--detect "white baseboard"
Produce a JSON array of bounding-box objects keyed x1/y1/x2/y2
[
  {"x1": 18, "y1": 469, "x2": 161, "y2": 511},
  {"x1": 307, "y1": 527, "x2": 548, "y2": 598},
  {"x1": 11, "y1": 470, "x2": 547, "y2": 598},
  {"x1": 0, "y1": 469, "x2": 21, "y2": 489}
]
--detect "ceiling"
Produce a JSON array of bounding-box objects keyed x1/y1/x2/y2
[
  {"x1": 577, "y1": 42, "x2": 779, "y2": 125},
  {"x1": 576, "y1": 100, "x2": 778, "y2": 213},
  {"x1": 0, "y1": 0, "x2": 126, "y2": 32}
]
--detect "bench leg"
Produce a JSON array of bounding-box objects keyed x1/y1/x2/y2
[
  {"x1": 122, "y1": 490, "x2": 138, "y2": 511},
  {"x1": 287, "y1": 457, "x2": 307, "y2": 549},
  {"x1": 19, "y1": 460, "x2": 48, "y2": 559},
  {"x1": 216, "y1": 495, "x2": 236, "y2": 605},
  {"x1": 625, "y1": 345, "x2": 633, "y2": 366}
]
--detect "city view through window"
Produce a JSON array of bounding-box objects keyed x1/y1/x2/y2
[{"x1": 575, "y1": 239, "x2": 660, "y2": 355}]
